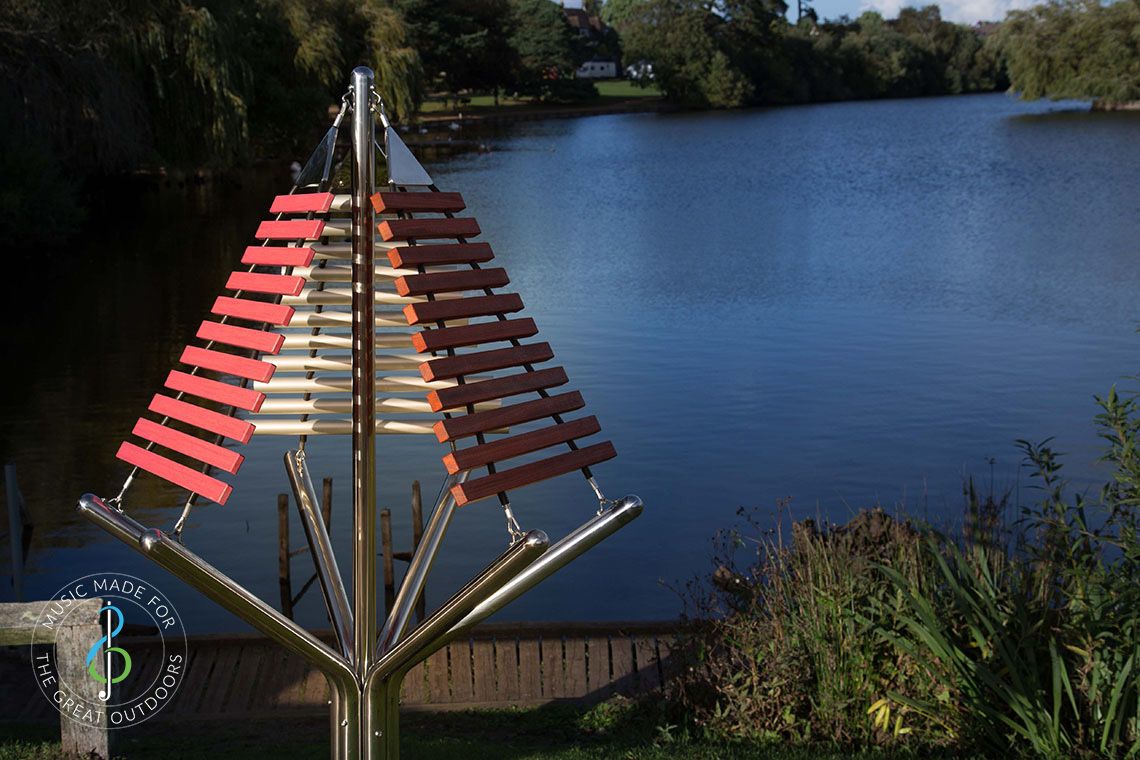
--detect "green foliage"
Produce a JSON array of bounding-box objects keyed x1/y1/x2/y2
[
  {"x1": 507, "y1": 0, "x2": 579, "y2": 99},
  {"x1": 995, "y1": 0, "x2": 1140, "y2": 107},
  {"x1": 675, "y1": 380, "x2": 1140, "y2": 757}
]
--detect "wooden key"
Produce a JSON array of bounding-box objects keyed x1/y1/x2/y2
[
  {"x1": 420, "y1": 343, "x2": 553, "y2": 382},
  {"x1": 387, "y1": 243, "x2": 494, "y2": 269},
  {"x1": 378, "y1": 218, "x2": 480, "y2": 242},
  {"x1": 413, "y1": 318, "x2": 537, "y2": 353},
  {"x1": 116, "y1": 442, "x2": 233, "y2": 505},
  {"x1": 443, "y1": 417, "x2": 602, "y2": 474},
  {"x1": 404, "y1": 294, "x2": 524, "y2": 326},
  {"x1": 452, "y1": 442, "x2": 617, "y2": 506},
  {"x1": 371, "y1": 191, "x2": 465, "y2": 214},
  {"x1": 433, "y1": 392, "x2": 584, "y2": 442},
  {"x1": 428, "y1": 367, "x2": 569, "y2": 411}
]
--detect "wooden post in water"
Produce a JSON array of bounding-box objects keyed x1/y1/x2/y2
[
  {"x1": 380, "y1": 508, "x2": 395, "y2": 614},
  {"x1": 277, "y1": 493, "x2": 293, "y2": 619},
  {"x1": 410, "y1": 480, "x2": 425, "y2": 622},
  {"x1": 321, "y1": 476, "x2": 333, "y2": 531}
]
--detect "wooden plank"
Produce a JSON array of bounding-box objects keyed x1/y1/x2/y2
[
  {"x1": 242, "y1": 245, "x2": 315, "y2": 267},
  {"x1": 226, "y1": 644, "x2": 267, "y2": 713},
  {"x1": 425, "y1": 647, "x2": 450, "y2": 703},
  {"x1": 378, "y1": 217, "x2": 480, "y2": 242},
  {"x1": 633, "y1": 636, "x2": 662, "y2": 691},
  {"x1": 413, "y1": 318, "x2": 537, "y2": 354},
  {"x1": 388, "y1": 243, "x2": 493, "y2": 269},
  {"x1": 197, "y1": 643, "x2": 242, "y2": 714},
  {"x1": 404, "y1": 293, "x2": 524, "y2": 326},
  {"x1": 471, "y1": 639, "x2": 496, "y2": 702},
  {"x1": 421, "y1": 343, "x2": 553, "y2": 382},
  {"x1": 115, "y1": 442, "x2": 232, "y2": 505},
  {"x1": 428, "y1": 367, "x2": 568, "y2": 412},
  {"x1": 211, "y1": 295, "x2": 295, "y2": 326},
  {"x1": 165, "y1": 369, "x2": 266, "y2": 413},
  {"x1": 586, "y1": 636, "x2": 611, "y2": 695},
  {"x1": 148, "y1": 394, "x2": 255, "y2": 444},
  {"x1": 255, "y1": 219, "x2": 325, "y2": 240},
  {"x1": 402, "y1": 661, "x2": 426, "y2": 704},
  {"x1": 395, "y1": 268, "x2": 508, "y2": 297},
  {"x1": 170, "y1": 643, "x2": 218, "y2": 714},
  {"x1": 226, "y1": 271, "x2": 306, "y2": 297},
  {"x1": 493, "y1": 636, "x2": 521, "y2": 701},
  {"x1": 132, "y1": 418, "x2": 243, "y2": 474},
  {"x1": 449, "y1": 639, "x2": 475, "y2": 703},
  {"x1": 517, "y1": 638, "x2": 543, "y2": 701},
  {"x1": 609, "y1": 635, "x2": 636, "y2": 695},
  {"x1": 196, "y1": 320, "x2": 285, "y2": 355},
  {"x1": 371, "y1": 191, "x2": 465, "y2": 214},
  {"x1": 565, "y1": 638, "x2": 588, "y2": 698},
  {"x1": 180, "y1": 346, "x2": 276, "y2": 383},
  {"x1": 545, "y1": 637, "x2": 568, "y2": 698},
  {"x1": 453, "y1": 441, "x2": 617, "y2": 507},
  {"x1": 271, "y1": 652, "x2": 307, "y2": 710},
  {"x1": 270, "y1": 192, "x2": 334, "y2": 214},
  {"x1": 444, "y1": 417, "x2": 600, "y2": 474},
  {"x1": 434, "y1": 391, "x2": 584, "y2": 443}
]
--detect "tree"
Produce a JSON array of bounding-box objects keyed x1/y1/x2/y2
[
  {"x1": 506, "y1": 0, "x2": 579, "y2": 99},
  {"x1": 995, "y1": 0, "x2": 1140, "y2": 108}
]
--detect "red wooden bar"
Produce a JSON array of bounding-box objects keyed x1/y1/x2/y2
[
  {"x1": 226, "y1": 271, "x2": 306, "y2": 297},
  {"x1": 255, "y1": 219, "x2": 326, "y2": 240},
  {"x1": 180, "y1": 346, "x2": 276, "y2": 383},
  {"x1": 427, "y1": 367, "x2": 569, "y2": 412},
  {"x1": 452, "y1": 442, "x2": 617, "y2": 507},
  {"x1": 241, "y1": 246, "x2": 315, "y2": 267},
  {"x1": 404, "y1": 294, "x2": 524, "y2": 326},
  {"x1": 378, "y1": 218, "x2": 480, "y2": 242},
  {"x1": 164, "y1": 370, "x2": 266, "y2": 413},
  {"x1": 371, "y1": 191, "x2": 465, "y2": 214},
  {"x1": 148, "y1": 394, "x2": 255, "y2": 444},
  {"x1": 443, "y1": 417, "x2": 602, "y2": 474},
  {"x1": 211, "y1": 296, "x2": 295, "y2": 326},
  {"x1": 196, "y1": 321, "x2": 284, "y2": 355},
  {"x1": 132, "y1": 418, "x2": 244, "y2": 474},
  {"x1": 387, "y1": 243, "x2": 494, "y2": 269},
  {"x1": 412, "y1": 318, "x2": 538, "y2": 354},
  {"x1": 395, "y1": 268, "x2": 509, "y2": 297},
  {"x1": 421, "y1": 343, "x2": 553, "y2": 382},
  {"x1": 433, "y1": 392, "x2": 585, "y2": 443},
  {"x1": 115, "y1": 442, "x2": 233, "y2": 505},
  {"x1": 269, "y1": 192, "x2": 335, "y2": 214}
]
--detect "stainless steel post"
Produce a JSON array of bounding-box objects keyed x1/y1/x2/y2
[
  {"x1": 285, "y1": 451, "x2": 354, "y2": 661},
  {"x1": 350, "y1": 66, "x2": 378, "y2": 678}
]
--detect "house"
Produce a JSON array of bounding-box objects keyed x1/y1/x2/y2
[
  {"x1": 562, "y1": 4, "x2": 620, "y2": 79},
  {"x1": 577, "y1": 60, "x2": 618, "y2": 79}
]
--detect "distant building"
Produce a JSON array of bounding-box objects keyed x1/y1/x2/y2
[
  {"x1": 562, "y1": 6, "x2": 605, "y2": 36},
  {"x1": 561, "y1": 4, "x2": 620, "y2": 79},
  {"x1": 577, "y1": 60, "x2": 618, "y2": 79}
]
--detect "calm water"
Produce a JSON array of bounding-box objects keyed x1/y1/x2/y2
[{"x1": 2, "y1": 94, "x2": 1138, "y2": 632}]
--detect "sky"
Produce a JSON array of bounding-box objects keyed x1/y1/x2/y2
[{"x1": 561, "y1": 0, "x2": 1031, "y2": 27}]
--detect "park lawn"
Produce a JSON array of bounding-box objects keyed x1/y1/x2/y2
[
  {"x1": 0, "y1": 702, "x2": 952, "y2": 760},
  {"x1": 418, "y1": 80, "x2": 662, "y2": 117}
]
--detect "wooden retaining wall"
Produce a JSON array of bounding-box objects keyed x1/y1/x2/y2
[{"x1": 1, "y1": 621, "x2": 680, "y2": 723}]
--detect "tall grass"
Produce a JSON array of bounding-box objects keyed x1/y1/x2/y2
[{"x1": 673, "y1": 384, "x2": 1140, "y2": 758}]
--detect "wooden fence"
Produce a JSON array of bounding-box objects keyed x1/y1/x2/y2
[{"x1": 2, "y1": 621, "x2": 681, "y2": 723}]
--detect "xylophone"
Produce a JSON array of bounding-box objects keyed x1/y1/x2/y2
[{"x1": 78, "y1": 67, "x2": 641, "y2": 760}]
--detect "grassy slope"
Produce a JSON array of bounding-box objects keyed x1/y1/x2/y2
[{"x1": 419, "y1": 80, "x2": 662, "y2": 115}]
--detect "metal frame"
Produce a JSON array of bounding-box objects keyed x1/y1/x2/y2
[{"x1": 78, "y1": 66, "x2": 643, "y2": 760}]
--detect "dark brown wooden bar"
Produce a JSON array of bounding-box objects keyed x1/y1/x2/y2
[
  {"x1": 378, "y1": 217, "x2": 481, "y2": 241},
  {"x1": 412, "y1": 318, "x2": 538, "y2": 353},
  {"x1": 404, "y1": 293, "x2": 524, "y2": 325},
  {"x1": 421, "y1": 343, "x2": 553, "y2": 382},
  {"x1": 428, "y1": 367, "x2": 569, "y2": 411},
  {"x1": 371, "y1": 191, "x2": 466, "y2": 214},
  {"x1": 452, "y1": 442, "x2": 617, "y2": 506},
  {"x1": 433, "y1": 391, "x2": 585, "y2": 442},
  {"x1": 395, "y1": 267, "x2": 509, "y2": 296},
  {"x1": 443, "y1": 416, "x2": 602, "y2": 474},
  {"x1": 387, "y1": 242, "x2": 494, "y2": 269}
]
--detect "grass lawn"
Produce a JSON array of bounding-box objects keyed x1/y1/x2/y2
[
  {"x1": 0, "y1": 701, "x2": 959, "y2": 759},
  {"x1": 418, "y1": 80, "x2": 662, "y2": 117}
]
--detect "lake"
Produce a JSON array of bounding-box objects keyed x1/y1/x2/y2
[{"x1": 2, "y1": 93, "x2": 1138, "y2": 632}]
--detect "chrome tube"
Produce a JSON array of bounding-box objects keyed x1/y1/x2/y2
[
  {"x1": 376, "y1": 472, "x2": 467, "y2": 655},
  {"x1": 76, "y1": 494, "x2": 361, "y2": 758},
  {"x1": 447, "y1": 496, "x2": 643, "y2": 638},
  {"x1": 350, "y1": 66, "x2": 378, "y2": 675},
  {"x1": 285, "y1": 451, "x2": 354, "y2": 662}
]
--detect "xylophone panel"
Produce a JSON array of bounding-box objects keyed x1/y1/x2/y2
[
  {"x1": 116, "y1": 442, "x2": 233, "y2": 505},
  {"x1": 412, "y1": 318, "x2": 538, "y2": 354},
  {"x1": 395, "y1": 268, "x2": 509, "y2": 297},
  {"x1": 427, "y1": 367, "x2": 569, "y2": 412},
  {"x1": 452, "y1": 442, "x2": 617, "y2": 507},
  {"x1": 442, "y1": 416, "x2": 602, "y2": 474},
  {"x1": 387, "y1": 243, "x2": 494, "y2": 269},
  {"x1": 148, "y1": 395, "x2": 255, "y2": 444},
  {"x1": 241, "y1": 246, "x2": 315, "y2": 267},
  {"x1": 405, "y1": 294, "x2": 524, "y2": 325},
  {"x1": 378, "y1": 218, "x2": 480, "y2": 242},
  {"x1": 165, "y1": 370, "x2": 266, "y2": 413},
  {"x1": 255, "y1": 219, "x2": 326, "y2": 240},
  {"x1": 180, "y1": 346, "x2": 276, "y2": 383},
  {"x1": 131, "y1": 418, "x2": 244, "y2": 474},
  {"x1": 196, "y1": 321, "x2": 285, "y2": 355},
  {"x1": 421, "y1": 343, "x2": 553, "y2": 382},
  {"x1": 371, "y1": 191, "x2": 465, "y2": 214},
  {"x1": 432, "y1": 392, "x2": 584, "y2": 443},
  {"x1": 211, "y1": 296, "x2": 295, "y2": 326},
  {"x1": 269, "y1": 192, "x2": 335, "y2": 214},
  {"x1": 226, "y1": 272, "x2": 306, "y2": 297}
]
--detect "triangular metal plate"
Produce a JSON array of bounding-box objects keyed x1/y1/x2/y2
[{"x1": 385, "y1": 126, "x2": 433, "y2": 187}]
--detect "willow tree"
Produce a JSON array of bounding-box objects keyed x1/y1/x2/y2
[{"x1": 996, "y1": 0, "x2": 1140, "y2": 109}]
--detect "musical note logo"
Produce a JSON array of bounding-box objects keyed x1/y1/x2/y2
[{"x1": 85, "y1": 603, "x2": 132, "y2": 701}]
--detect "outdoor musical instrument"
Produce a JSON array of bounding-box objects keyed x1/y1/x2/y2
[{"x1": 77, "y1": 67, "x2": 642, "y2": 760}]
